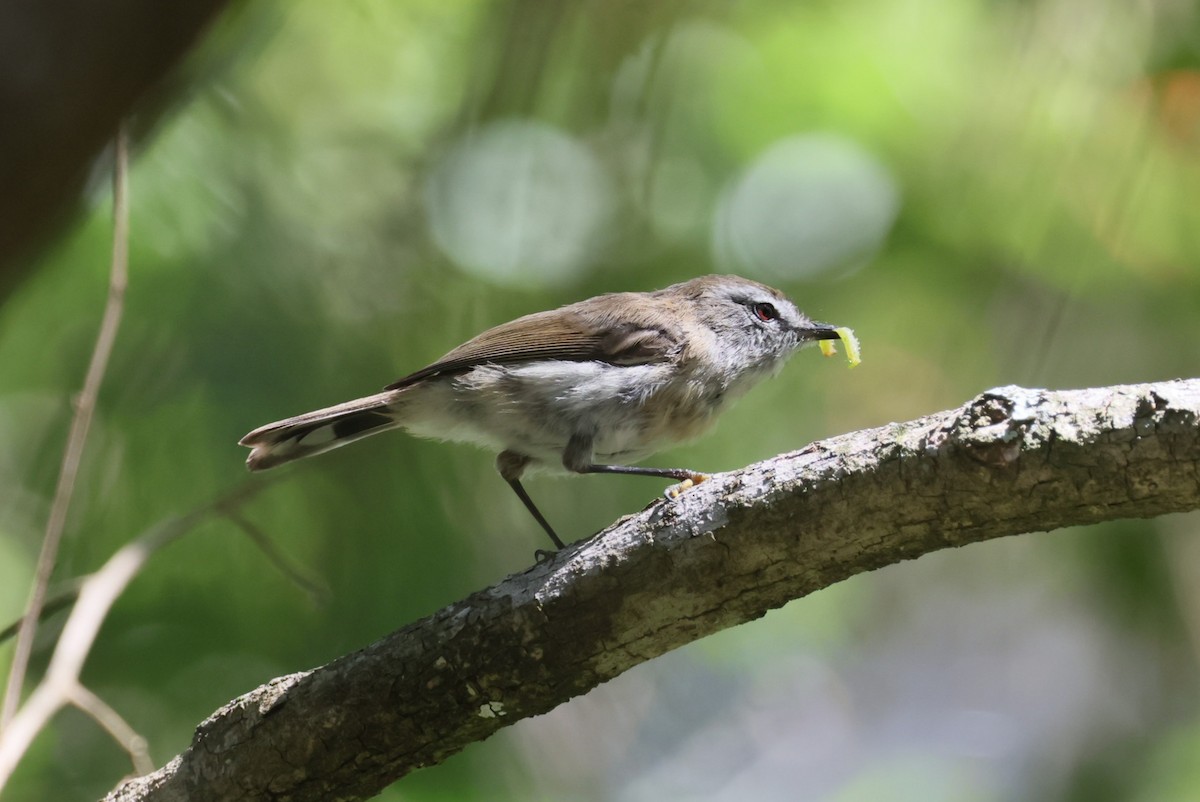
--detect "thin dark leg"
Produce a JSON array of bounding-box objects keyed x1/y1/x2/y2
[
  {"x1": 575, "y1": 463, "x2": 710, "y2": 500},
  {"x1": 575, "y1": 463, "x2": 707, "y2": 482},
  {"x1": 561, "y1": 433, "x2": 709, "y2": 499},
  {"x1": 497, "y1": 450, "x2": 566, "y2": 551},
  {"x1": 505, "y1": 477, "x2": 566, "y2": 550}
]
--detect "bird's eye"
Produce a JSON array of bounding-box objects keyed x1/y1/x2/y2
[{"x1": 752, "y1": 302, "x2": 779, "y2": 322}]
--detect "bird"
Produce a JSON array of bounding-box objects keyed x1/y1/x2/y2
[{"x1": 239, "y1": 274, "x2": 848, "y2": 550}]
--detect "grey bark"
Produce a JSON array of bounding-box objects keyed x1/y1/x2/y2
[{"x1": 104, "y1": 380, "x2": 1200, "y2": 802}]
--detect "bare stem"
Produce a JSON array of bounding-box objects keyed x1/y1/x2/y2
[
  {"x1": 227, "y1": 511, "x2": 329, "y2": 607},
  {"x1": 0, "y1": 583, "x2": 82, "y2": 645},
  {"x1": 1, "y1": 123, "x2": 132, "y2": 728},
  {"x1": 69, "y1": 684, "x2": 154, "y2": 777},
  {"x1": 0, "y1": 530, "x2": 162, "y2": 789},
  {"x1": 0, "y1": 480, "x2": 266, "y2": 791}
]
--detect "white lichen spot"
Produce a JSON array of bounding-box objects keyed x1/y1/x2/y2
[{"x1": 477, "y1": 702, "x2": 506, "y2": 719}]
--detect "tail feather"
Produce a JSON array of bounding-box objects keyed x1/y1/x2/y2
[{"x1": 240, "y1": 391, "x2": 401, "y2": 471}]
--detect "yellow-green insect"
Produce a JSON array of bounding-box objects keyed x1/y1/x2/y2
[{"x1": 818, "y1": 326, "x2": 861, "y2": 368}]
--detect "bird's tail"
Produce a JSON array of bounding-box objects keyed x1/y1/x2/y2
[{"x1": 239, "y1": 391, "x2": 402, "y2": 471}]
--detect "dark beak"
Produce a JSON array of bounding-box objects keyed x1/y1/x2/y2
[{"x1": 801, "y1": 322, "x2": 842, "y2": 342}]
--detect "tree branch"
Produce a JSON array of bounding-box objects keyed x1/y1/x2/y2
[{"x1": 105, "y1": 379, "x2": 1200, "y2": 802}]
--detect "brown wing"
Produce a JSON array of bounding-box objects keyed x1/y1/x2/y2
[{"x1": 384, "y1": 305, "x2": 680, "y2": 391}]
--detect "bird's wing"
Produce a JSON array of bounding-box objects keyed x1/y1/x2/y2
[{"x1": 384, "y1": 306, "x2": 681, "y2": 391}]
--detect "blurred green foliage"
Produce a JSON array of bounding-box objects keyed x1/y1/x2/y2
[{"x1": 2, "y1": 0, "x2": 1199, "y2": 799}]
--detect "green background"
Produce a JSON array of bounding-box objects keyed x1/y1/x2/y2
[{"x1": 3, "y1": 1, "x2": 1200, "y2": 799}]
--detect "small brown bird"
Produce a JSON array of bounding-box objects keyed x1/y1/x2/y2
[{"x1": 240, "y1": 275, "x2": 847, "y2": 549}]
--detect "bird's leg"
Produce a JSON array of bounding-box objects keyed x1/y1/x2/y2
[
  {"x1": 563, "y1": 433, "x2": 710, "y2": 501},
  {"x1": 497, "y1": 450, "x2": 565, "y2": 552}
]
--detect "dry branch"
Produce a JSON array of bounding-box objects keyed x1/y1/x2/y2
[
  {"x1": 3, "y1": 124, "x2": 131, "y2": 727},
  {"x1": 105, "y1": 379, "x2": 1200, "y2": 802},
  {"x1": 0, "y1": 482, "x2": 266, "y2": 790}
]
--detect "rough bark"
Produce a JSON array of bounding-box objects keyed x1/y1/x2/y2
[{"x1": 105, "y1": 380, "x2": 1200, "y2": 802}]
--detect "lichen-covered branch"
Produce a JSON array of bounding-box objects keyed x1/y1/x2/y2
[{"x1": 105, "y1": 380, "x2": 1200, "y2": 802}]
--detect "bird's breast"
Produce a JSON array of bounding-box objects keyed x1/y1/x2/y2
[{"x1": 398, "y1": 359, "x2": 736, "y2": 466}]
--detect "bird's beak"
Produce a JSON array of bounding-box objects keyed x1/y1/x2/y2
[{"x1": 800, "y1": 322, "x2": 843, "y2": 342}]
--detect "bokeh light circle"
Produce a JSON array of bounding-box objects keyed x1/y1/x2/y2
[
  {"x1": 713, "y1": 134, "x2": 899, "y2": 281},
  {"x1": 424, "y1": 119, "x2": 615, "y2": 287}
]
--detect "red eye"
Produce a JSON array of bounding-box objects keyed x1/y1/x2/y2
[{"x1": 752, "y1": 302, "x2": 778, "y2": 322}]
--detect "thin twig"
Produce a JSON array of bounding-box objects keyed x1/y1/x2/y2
[
  {"x1": 0, "y1": 480, "x2": 267, "y2": 791},
  {"x1": 1, "y1": 123, "x2": 131, "y2": 728},
  {"x1": 0, "y1": 582, "x2": 82, "y2": 645},
  {"x1": 0, "y1": 527, "x2": 175, "y2": 789},
  {"x1": 68, "y1": 684, "x2": 154, "y2": 776},
  {"x1": 226, "y1": 511, "x2": 329, "y2": 607}
]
